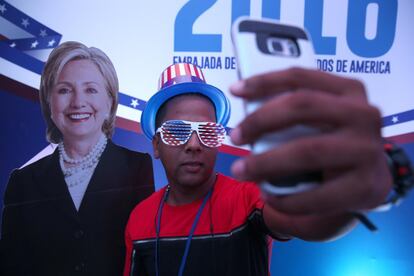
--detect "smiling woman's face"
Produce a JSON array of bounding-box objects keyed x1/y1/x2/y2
[{"x1": 49, "y1": 59, "x2": 111, "y2": 144}]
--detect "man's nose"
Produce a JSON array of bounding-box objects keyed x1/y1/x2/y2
[{"x1": 184, "y1": 131, "x2": 202, "y2": 151}]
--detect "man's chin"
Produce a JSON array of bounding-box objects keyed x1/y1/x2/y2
[
  {"x1": 176, "y1": 174, "x2": 209, "y2": 188},
  {"x1": 179, "y1": 179, "x2": 205, "y2": 189}
]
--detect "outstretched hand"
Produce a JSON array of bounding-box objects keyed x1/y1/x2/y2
[{"x1": 230, "y1": 67, "x2": 392, "y2": 216}]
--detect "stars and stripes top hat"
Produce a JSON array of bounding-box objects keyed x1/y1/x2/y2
[{"x1": 140, "y1": 63, "x2": 231, "y2": 140}]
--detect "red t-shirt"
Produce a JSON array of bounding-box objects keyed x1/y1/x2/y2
[{"x1": 124, "y1": 174, "x2": 274, "y2": 276}]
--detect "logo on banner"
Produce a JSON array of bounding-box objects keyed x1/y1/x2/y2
[{"x1": 173, "y1": 0, "x2": 397, "y2": 74}]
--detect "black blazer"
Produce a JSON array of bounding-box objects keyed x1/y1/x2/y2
[{"x1": 0, "y1": 140, "x2": 154, "y2": 276}]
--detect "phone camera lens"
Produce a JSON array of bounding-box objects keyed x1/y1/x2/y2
[
  {"x1": 267, "y1": 37, "x2": 299, "y2": 57},
  {"x1": 267, "y1": 37, "x2": 284, "y2": 54},
  {"x1": 271, "y1": 40, "x2": 283, "y2": 52}
]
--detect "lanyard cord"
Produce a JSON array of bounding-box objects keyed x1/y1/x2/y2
[
  {"x1": 155, "y1": 186, "x2": 213, "y2": 276},
  {"x1": 154, "y1": 186, "x2": 169, "y2": 276}
]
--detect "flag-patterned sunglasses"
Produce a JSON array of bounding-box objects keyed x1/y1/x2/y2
[{"x1": 156, "y1": 120, "x2": 226, "y2": 148}]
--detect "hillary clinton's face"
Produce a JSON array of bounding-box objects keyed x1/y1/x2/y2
[{"x1": 49, "y1": 59, "x2": 111, "y2": 144}]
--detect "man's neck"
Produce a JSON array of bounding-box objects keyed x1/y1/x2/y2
[{"x1": 167, "y1": 174, "x2": 217, "y2": 206}]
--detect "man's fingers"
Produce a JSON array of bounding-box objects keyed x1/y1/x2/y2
[
  {"x1": 230, "y1": 67, "x2": 368, "y2": 101},
  {"x1": 263, "y1": 169, "x2": 380, "y2": 215},
  {"x1": 230, "y1": 91, "x2": 382, "y2": 145},
  {"x1": 231, "y1": 134, "x2": 381, "y2": 183}
]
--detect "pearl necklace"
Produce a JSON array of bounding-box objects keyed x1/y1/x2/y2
[
  {"x1": 59, "y1": 135, "x2": 106, "y2": 165},
  {"x1": 58, "y1": 135, "x2": 107, "y2": 187}
]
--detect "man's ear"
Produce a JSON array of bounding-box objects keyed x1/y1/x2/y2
[{"x1": 152, "y1": 135, "x2": 160, "y2": 159}]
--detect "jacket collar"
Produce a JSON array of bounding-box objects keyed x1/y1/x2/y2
[{"x1": 33, "y1": 140, "x2": 118, "y2": 219}]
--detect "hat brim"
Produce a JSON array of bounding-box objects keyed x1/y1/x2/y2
[{"x1": 140, "y1": 82, "x2": 231, "y2": 140}]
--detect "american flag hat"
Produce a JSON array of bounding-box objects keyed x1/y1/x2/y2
[{"x1": 140, "y1": 63, "x2": 231, "y2": 140}]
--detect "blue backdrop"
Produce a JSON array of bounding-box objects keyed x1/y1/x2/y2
[{"x1": 1, "y1": 1, "x2": 414, "y2": 275}]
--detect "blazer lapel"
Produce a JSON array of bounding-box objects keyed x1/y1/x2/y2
[
  {"x1": 78, "y1": 140, "x2": 121, "y2": 214},
  {"x1": 34, "y1": 148, "x2": 79, "y2": 220}
]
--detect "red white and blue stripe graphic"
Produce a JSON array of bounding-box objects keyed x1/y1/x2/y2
[
  {"x1": 0, "y1": 1, "x2": 62, "y2": 74},
  {"x1": 158, "y1": 63, "x2": 205, "y2": 91},
  {"x1": 159, "y1": 120, "x2": 226, "y2": 147}
]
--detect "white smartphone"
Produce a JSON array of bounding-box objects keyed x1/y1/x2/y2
[{"x1": 231, "y1": 17, "x2": 321, "y2": 195}]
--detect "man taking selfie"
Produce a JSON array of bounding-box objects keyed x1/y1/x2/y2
[{"x1": 124, "y1": 63, "x2": 394, "y2": 276}]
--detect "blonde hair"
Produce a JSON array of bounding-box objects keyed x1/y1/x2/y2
[{"x1": 39, "y1": 41, "x2": 119, "y2": 143}]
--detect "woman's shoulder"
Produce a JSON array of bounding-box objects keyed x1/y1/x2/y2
[
  {"x1": 108, "y1": 140, "x2": 150, "y2": 157},
  {"x1": 10, "y1": 150, "x2": 57, "y2": 178},
  {"x1": 4, "y1": 151, "x2": 57, "y2": 203},
  {"x1": 102, "y1": 142, "x2": 154, "y2": 186},
  {"x1": 130, "y1": 187, "x2": 164, "y2": 216}
]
